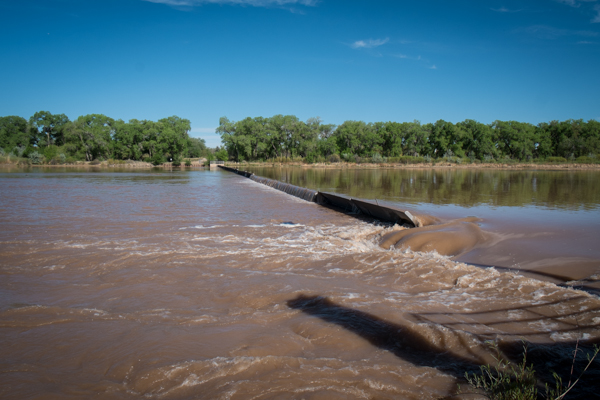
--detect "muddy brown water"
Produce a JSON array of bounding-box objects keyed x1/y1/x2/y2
[{"x1": 1, "y1": 167, "x2": 599, "y2": 399}]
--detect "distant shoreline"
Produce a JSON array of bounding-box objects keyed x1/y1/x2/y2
[
  {"x1": 225, "y1": 161, "x2": 600, "y2": 171},
  {"x1": 2, "y1": 160, "x2": 600, "y2": 171}
]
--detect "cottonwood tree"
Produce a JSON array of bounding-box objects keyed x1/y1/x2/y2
[
  {"x1": 0, "y1": 116, "x2": 30, "y2": 151},
  {"x1": 64, "y1": 114, "x2": 115, "y2": 161},
  {"x1": 29, "y1": 111, "x2": 70, "y2": 147}
]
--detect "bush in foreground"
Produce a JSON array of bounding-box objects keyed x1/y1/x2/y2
[{"x1": 463, "y1": 341, "x2": 599, "y2": 399}]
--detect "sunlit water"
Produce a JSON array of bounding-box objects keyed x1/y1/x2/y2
[
  {"x1": 246, "y1": 167, "x2": 600, "y2": 291},
  {"x1": 1, "y1": 167, "x2": 599, "y2": 399}
]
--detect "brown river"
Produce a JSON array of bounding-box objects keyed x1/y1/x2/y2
[{"x1": 1, "y1": 166, "x2": 599, "y2": 399}]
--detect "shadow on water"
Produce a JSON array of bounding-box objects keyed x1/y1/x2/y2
[
  {"x1": 287, "y1": 294, "x2": 600, "y2": 399},
  {"x1": 286, "y1": 294, "x2": 481, "y2": 378},
  {"x1": 467, "y1": 263, "x2": 600, "y2": 297}
]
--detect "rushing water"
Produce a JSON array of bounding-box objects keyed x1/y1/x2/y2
[
  {"x1": 1, "y1": 167, "x2": 599, "y2": 399},
  {"x1": 246, "y1": 167, "x2": 600, "y2": 293}
]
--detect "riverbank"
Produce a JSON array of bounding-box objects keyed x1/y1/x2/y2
[
  {"x1": 224, "y1": 160, "x2": 600, "y2": 170},
  {"x1": 2, "y1": 157, "x2": 599, "y2": 170},
  {"x1": 0, "y1": 157, "x2": 207, "y2": 169}
]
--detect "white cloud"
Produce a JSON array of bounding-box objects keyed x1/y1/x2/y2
[
  {"x1": 394, "y1": 53, "x2": 421, "y2": 61},
  {"x1": 351, "y1": 38, "x2": 389, "y2": 49},
  {"x1": 491, "y1": 7, "x2": 522, "y2": 12},
  {"x1": 555, "y1": 0, "x2": 597, "y2": 7},
  {"x1": 519, "y1": 25, "x2": 599, "y2": 39},
  {"x1": 143, "y1": 0, "x2": 318, "y2": 7},
  {"x1": 593, "y1": 4, "x2": 600, "y2": 22}
]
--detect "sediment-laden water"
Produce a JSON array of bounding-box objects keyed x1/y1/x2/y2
[{"x1": 1, "y1": 168, "x2": 599, "y2": 399}]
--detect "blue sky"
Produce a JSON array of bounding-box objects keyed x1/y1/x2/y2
[{"x1": 1, "y1": 0, "x2": 599, "y2": 147}]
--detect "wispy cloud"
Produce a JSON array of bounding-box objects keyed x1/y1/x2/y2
[
  {"x1": 142, "y1": 0, "x2": 318, "y2": 8},
  {"x1": 518, "y1": 25, "x2": 599, "y2": 39},
  {"x1": 593, "y1": 4, "x2": 600, "y2": 22},
  {"x1": 350, "y1": 38, "x2": 389, "y2": 49},
  {"x1": 393, "y1": 53, "x2": 437, "y2": 70},
  {"x1": 556, "y1": 0, "x2": 598, "y2": 7},
  {"x1": 491, "y1": 7, "x2": 522, "y2": 13},
  {"x1": 393, "y1": 53, "x2": 421, "y2": 61}
]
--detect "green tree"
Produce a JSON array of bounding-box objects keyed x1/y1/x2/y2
[
  {"x1": 187, "y1": 137, "x2": 208, "y2": 158},
  {"x1": 156, "y1": 116, "x2": 191, "y2": 162},
  {"x1": 29, "y1": 111, "x2": 70, "y2": 147},
  {"x1": 0, "y1": 116, "x2": 30, "y2": 151},
  {"x1": 334, "y1": 120, "x2": 381, "y2": 157},
  {"x1": 492, "y1": 120, "x2": 537, "y2": 160},
  {"x1": 64, "y1": 114, "x2": 115, "y2": 161},
  {"x1": 459, "y1": 119, "x2": 496, "y2": 160},
  {"x1": 401, "y1": 120, "x2": 430, "y2": 157},
  {"x1": 112, "y1": 119, "x2": 148, "y2": 160},
  {"x1": 380, "y1": 122, "x2": 404, "y2": 157}
]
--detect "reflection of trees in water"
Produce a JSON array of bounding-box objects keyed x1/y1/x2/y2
[{"x1": 248, "y1": 167, "x2": 600, "y2": 210}]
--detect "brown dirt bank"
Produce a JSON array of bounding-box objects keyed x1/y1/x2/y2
[{"x1": 0, "y1": 159, "x2": 207, "y2": 169}]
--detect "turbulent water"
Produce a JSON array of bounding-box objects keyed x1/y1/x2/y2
[{"x1": 1, "y1": 168, "x2": 599, "y2": 399}]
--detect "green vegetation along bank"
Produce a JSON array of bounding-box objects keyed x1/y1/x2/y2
[
  {"x1": 0, "y1": 112, "x2": 210, "y2": 166},
  {"x1": 3, "y1": 112, "x2": 599, "y2": 167},
  {"x1": 215, "y1": 115, "x2": 600, "y2": 165}
]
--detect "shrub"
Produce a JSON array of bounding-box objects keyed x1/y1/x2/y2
[
  {"x1": 327, "y1": 154, "x2": 341, "y2": 163},
  {"x1": 185, "y1": 159, "x2": 192, "y2": 166},
  {"x1": 215, "y1": 149, "x2": 228, "y2": 162},
  {"x1": 28, "y1": 151, "x2": 44, "y2": 164},
  {"x1": 42, "y1": 146, "x2": 59, "y2": 161},
  {"x1": 89, "y1": 159, "x2": 101, "y2": 165},
  {"x1": 11, "y1": 145, "x2": 26, "y2": 157},
  {"x1": 499, "y1": 158, "x2": 516, "y2": 164},
  {"x1": 392, "y1": 156, "x2": 424, "y2": 164},
  {"x1": 304, "y1": 152, "x2": 317, "y2": 164},
  {"x1": 546, "y1": 156, "x2": 567, "y2": 163},
  {"x1": 465, "y1": 343, "x2": 538, "y2": 400},
  {"x1": 371, "y1": 153, "x2": 385, "y2": 163},
  {"x1": 444, "y1": 149, "x2": 454, "y2": 162},
  {"x1": 151, "y1": 153, "x2": 165, "y2": 166},
  {"x1": 464, "y1": 342, "x2": 599, "y2": 400},
  {"x1": 575, "y1": 156, "x2": 595, "y2": 164}
]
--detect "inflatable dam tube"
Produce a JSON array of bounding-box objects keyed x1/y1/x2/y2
[
  {"x1": 249, "y1": 175, "x2": 318, "y2": 202},
  {"x1": 379, "y1": 217, "x2": 489, "y2": 257},
  {"x1": 218, "y1": 165, "x2": 417, "y2": 227}
]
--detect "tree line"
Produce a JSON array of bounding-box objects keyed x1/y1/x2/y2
[
  {"x1": 216, "y1": 116, "x2": 600, "y2": 163},
  {"x1": 0, "y1": 112, "x2": 209, "y2": 165}
]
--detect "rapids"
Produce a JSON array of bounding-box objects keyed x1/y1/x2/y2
[{"x1": 0, "y1": 168, "x2": 599, "y2": 399}]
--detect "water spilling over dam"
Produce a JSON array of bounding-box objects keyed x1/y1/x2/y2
[{"x1": 0, "y1": 168, "x2": 599, "y2": 399}]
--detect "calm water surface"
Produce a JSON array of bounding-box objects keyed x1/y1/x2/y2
[{"x1": 1, "y1": 167, "x2": 599, "y2": 399}]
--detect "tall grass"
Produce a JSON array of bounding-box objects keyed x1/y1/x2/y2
[{"x1": 462, "y1": 341, "x2": 599, "y2": 399}]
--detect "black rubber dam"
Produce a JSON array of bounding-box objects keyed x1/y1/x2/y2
[{"x1": 219, "y1": 165, "x2": 419, "y2": 227}]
